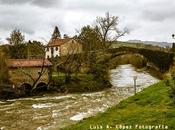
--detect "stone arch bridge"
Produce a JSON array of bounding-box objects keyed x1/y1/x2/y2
[{"x1": 106, "y1": 47, "x2": 174, "y2": 72}]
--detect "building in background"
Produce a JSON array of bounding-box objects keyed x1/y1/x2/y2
[
  {"x1": 45, "y1": 38, "x2": 82, "y2": 59},
  {"x1": 7, "y1": 59, "x2": 52, "y2": 88}
]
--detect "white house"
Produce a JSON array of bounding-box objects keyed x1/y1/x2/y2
[{"x1": 45, "y1": 38, "x2": 82, "y2": 59}]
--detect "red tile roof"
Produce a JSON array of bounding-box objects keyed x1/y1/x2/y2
[
  {"x1": 7, "y1": 59, "x2": 52, "y2": 68},
  {"x1": 48, "y1": 38, "x2": 72, "y2": 47}
]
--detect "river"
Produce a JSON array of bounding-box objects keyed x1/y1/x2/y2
[{"x1": 0, "y1": 64, "x2": 159, "y2": 130}]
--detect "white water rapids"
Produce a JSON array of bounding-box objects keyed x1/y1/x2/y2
[{"x1": 0, "y1": 64, "x2": 159, "y2": 130}]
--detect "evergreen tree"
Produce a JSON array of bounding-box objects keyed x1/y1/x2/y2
[
  {"x1": 172, "y1": 43, "x2": 175, "y2": 52},
  {"x1": 51, "y1": 26, "x2": 61, "y2": 40}
]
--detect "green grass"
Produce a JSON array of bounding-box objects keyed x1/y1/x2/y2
[{"x1": 61, "y1": 81, "x2": 175, "y2": 130}]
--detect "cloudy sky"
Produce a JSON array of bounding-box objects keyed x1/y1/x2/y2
[{"x1": 0, "y1": 0, "x2": 175, "y2": 44}]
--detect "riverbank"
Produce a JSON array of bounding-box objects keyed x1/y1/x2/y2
[
  {"x1": 61, "y1": 81, "x2": 175, "y2": 130},
  {"x1": 51, "y1": 73, "x2": 111, "y2": 93},
  {"x1": 0, "y1": 66, "x2": 161, "y2": 100},
  {"x1": 0, "y1": 64, "x2": 159, "y2": 130}
]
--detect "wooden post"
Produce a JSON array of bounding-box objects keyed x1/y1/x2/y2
[
  {"x1": 133, "y1": 76, "x2": 137, "y2": 95},
  {"x1": 172, "y1": 34, "x2": 175, "y2": 52}
]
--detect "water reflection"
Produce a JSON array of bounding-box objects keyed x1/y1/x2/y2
[{"x1": 110, "y1": 64, "x2": 159, "y2": 88}]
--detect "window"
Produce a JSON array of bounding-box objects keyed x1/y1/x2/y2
[
  {"x1": 46, "y1": 47, "x2": 49, "y2": 51},
  {"x1": 56, "y1": 47, "x2": 58, "y2": 51},
  {"x1": 51, "y1": 47, "x2": 54, "y2": 54}
]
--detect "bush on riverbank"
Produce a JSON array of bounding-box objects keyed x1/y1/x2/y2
[
  {"x1": 51, "y1": 50, "x2": 111, "y2": 93},
  {"x1": 165, "y1": 74, "x2": 175, "y2": 103},
  {"x1": 51, "y1": 68, "x2": 111, "y2": 93},
  {"x1": 61, "y1": 81, "x2": 175, "y2": 130},
  {"x1": 62, "y1": 74, "x2": 111, "y2": 93},
  {"x1": 0, "y1": 48, "x2": 9, "y2": 84}
]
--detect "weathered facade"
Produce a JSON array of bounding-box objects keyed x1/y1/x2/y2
[
  {"x1": 45, "y1": 38, "x2": 82, "y2": 59},
  {"x1": 7, "y1": 59, "x2": 52, "y2": 88}
]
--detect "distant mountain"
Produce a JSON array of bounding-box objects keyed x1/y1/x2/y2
[
  {"x1": 128, "y1": 40, "x2": 144, "y2": 43},
  {"x1": 128, "y1": 40, "x2": 172, "y2": 48}
]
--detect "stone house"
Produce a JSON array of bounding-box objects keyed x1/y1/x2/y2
[
  {"x1": 7, "y1": 59, "x2": 52, "y2": 88},
  {"x1": 45, "y1": 38, "x2": 82, "y2": 59}
]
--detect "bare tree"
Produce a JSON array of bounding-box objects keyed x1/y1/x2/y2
[
  {"x1": 96, "y1": 12, "x2": 129, "y2": 49},
  {"x1": 16, "y1": 58, "x2": 49, "y2": 92},
  {"x1": 56, "y1": 43, "x2": 83, "y2": 83}
]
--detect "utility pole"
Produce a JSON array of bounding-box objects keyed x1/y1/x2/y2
[
  {"x1": 172, "y1": 34, "x2": 175, "y2": 52},
  {"x1": 133, "y1": 76, "x2": 137, "y2": 95}
]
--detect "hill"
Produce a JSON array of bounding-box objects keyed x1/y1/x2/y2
[
  {"x1": 128, "y1": 40, "x2": 172, "y2": 48},
  {"x1": 112, "y1": 41, "x2": 171, "y2": 52}
]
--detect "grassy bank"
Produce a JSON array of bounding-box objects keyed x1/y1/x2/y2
[{"x1": 61, "y1": 81, "x2": 175, "y2": 130}]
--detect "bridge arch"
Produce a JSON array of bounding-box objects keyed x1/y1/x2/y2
[
  {"x1": 34, "y1": 82, "x2": 48, "y2": 92},
  {"x1": 108, "y1": 47, "x2": 174, "y2": 72},
  {"x1": 109, "y1": 53, "x2": 148, "y2": 69},
  {"x1": 20, "y1": 83, "x2": 32, "y2": 95}
]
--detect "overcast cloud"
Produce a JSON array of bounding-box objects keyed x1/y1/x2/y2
[{"x1": 0, "y1": 0, "x2": 175, "y2": 43}]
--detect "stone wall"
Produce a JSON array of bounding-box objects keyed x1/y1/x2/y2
[
  {"x1": 60, "y1": 39, "x2": 82, "y2": 56},
  {"x1": 8, "y1": 67, "x2": 50, "y2": 87}
]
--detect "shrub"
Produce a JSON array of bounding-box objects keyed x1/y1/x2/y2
[
  {"x1": 168, "y1": 73, "x2": 175, "y2": 103},
  {"x1": 0, "y1": 52, "x2": 9, "y2": 84},
  {"x1": 170, "y1": 86, "x2": 175, "y2": 102}
]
